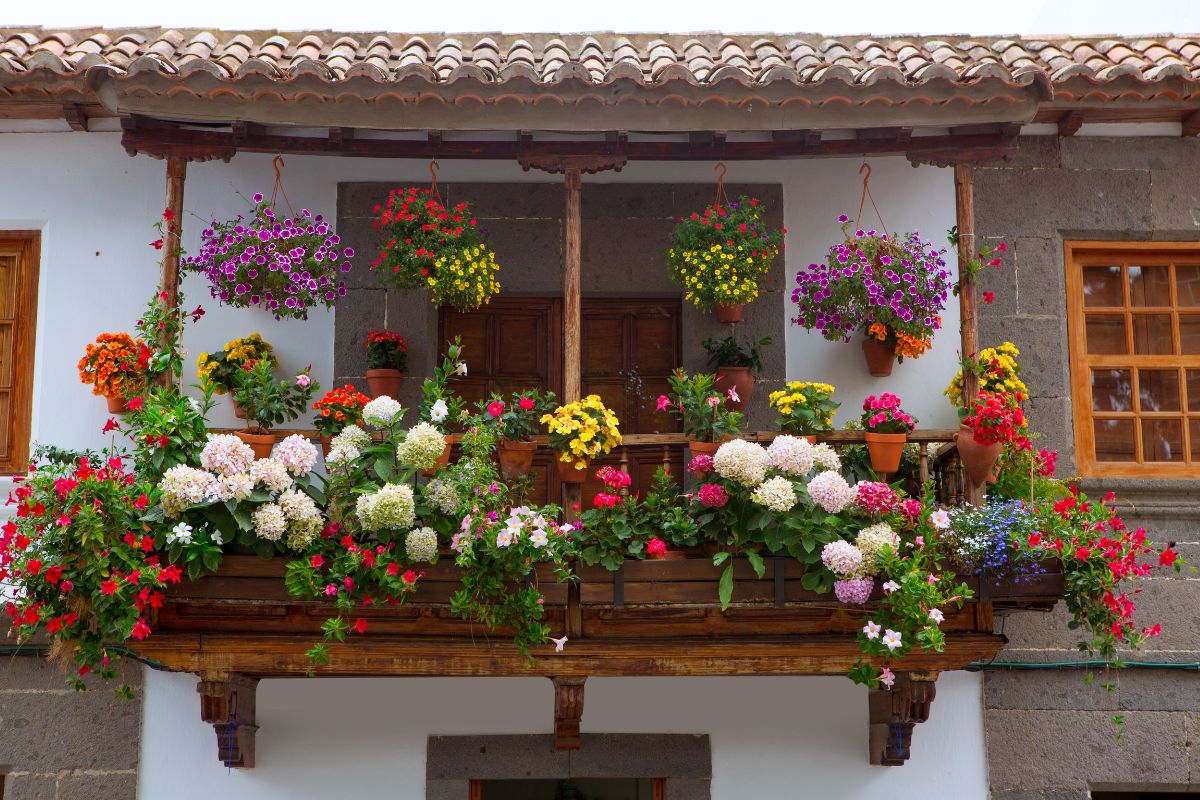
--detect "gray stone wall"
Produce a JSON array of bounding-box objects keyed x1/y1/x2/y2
[
  {"x1": 975, "y1": 136, "x2": 1200, "y2": 799},
  {"x1": 334, "y1": 182, "x2": 785, "y2": 430},
  {"x1": 0, "y1": 655, "x2": 141, "y2": 799}
]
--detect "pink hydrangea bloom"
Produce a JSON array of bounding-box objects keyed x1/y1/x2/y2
[
  {"x1": 697, "y1": 483, "x2": 729, "y2": 508},
  {"x1": 834, "y1": 577, "x2": 874, "y2": 604},
  {"x1": 687, "y1": 455, "x2": 714, "y2": 475},
  {"x1": 854, "y1": 481, "x2": 899, "y2": 514}
]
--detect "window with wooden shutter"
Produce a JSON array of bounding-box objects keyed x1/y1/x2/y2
[
  {"x1": 0, "y1": 233, "x2": 38, "y2": 474},
  {"x1": 1065, "y1": 241, "x2": 1200, "y2": 477}
]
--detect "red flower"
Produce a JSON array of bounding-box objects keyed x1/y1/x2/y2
[
  {"x1": 159, "y1": 565, "x2": 182, "y2": 584},
  {"x1": 487, "y1": 401, "x2": 505, "y2": 418},
  {"x1": 131, "y1": 618, "x2": 151, "y2": 640},
  {"x1": 310, "y1": 555, "x2": 324, "y2": 569},
  {"x1": 983, "y1": 291, "x2": 995, "y2": 304},
  {"x1": 26, "y1": 558, "x2": 42, "y2": 576},
  {"x1": 44, "y1": 566, "x2": 63, "y2": 585},
  {"x1": 352, "y1": 618, "x2": 368, "y2": 634},
  {"x1": 996, "y1": 242, "x2": 1007, "y2": 252},
  {"x1": 101, "y1": 580, "x2": 118, "y2": 595},
  {"x1": 1159, "y1": 547, "x2": 1178, "y2": 567},
  {"x1": 190, "y1": 305, "x2": 205, "y2": 323},
  {"x1": 647, "y1": 538, "x2": 667, "y2": 556},
  {"x1": 101, "y1": 417, "x2": 120, "y2": 434},
  {"x1": 518, "y1": 397, "x2": 535, "y2": 411},
  {"x1": 133, "y1": 494, "x2": 149, "y2": 510},
  {"x1": 150, "y1": 239, "x2": 164, "y2": 250},
  {"x1": 386, "y1": 562, "x2": 400, "y2": 576},
  {"x1": 127, "y1": 397, "x2": 144, "y2": 411},
  {"x1": 163, "y1": 208, "x2": 175, "y2": 221},
  {"x1": 402, "y1": 569, "x2": 418, "y2": 584}
]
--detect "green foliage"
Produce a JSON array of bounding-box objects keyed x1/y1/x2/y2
[
  {"x1": 701, "y1": 335, "x2": 772, "y2": 372},
  {"x1": 230, "y1": 359, "x2": 318, "y2": 432},
  {"x1": 420, "y1": 336, "x2": 468, "y2": 432},
  {"x1": 474, "y1": 388, "x2": 557, "y2": 442},
  {"x1": 661, "y1": 369, "x2": 743, "y2": 443}
]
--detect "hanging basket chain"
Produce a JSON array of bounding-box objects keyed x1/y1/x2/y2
[
  {"x1": 429, "y1": 159, "x2": 442, "y2": 204},
  {"x1": 268, "y1": 155, "x2": 296, "y2": 219},
  {"x1": 856, "y1": 162, "x2": 889, "y2": 240},
  {"x1": 712, "y1": 161, "x2": 731, "y2": 209}
]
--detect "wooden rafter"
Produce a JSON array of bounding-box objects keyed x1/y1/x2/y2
[
  {"x1": 868, "y1": 673, "x2": 938, "y2": 766},
  {"x1": 551, "y1": 677, "x2": 586, "y2": 750},
  {"x1": 197, "y1": 673, "x2": 259, "y2": 768},
  {"x1": 1057, "y1": 111, "x2": 1085, "y2": 136}
]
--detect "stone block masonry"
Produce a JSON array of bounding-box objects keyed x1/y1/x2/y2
[
  {"x1": 0, "y1": 654, "x2": 141, "y2": 800},
  {"x1": 975, "y1": 136, "x2": 1200, "y2": 799}
]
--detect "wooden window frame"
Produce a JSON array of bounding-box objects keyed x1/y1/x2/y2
[
  {"x1": 0, "y1": 232, "x2": 39, "y2": 475},
  {"x1": 1065, "y1": 240, "x2": 1200, "y2": 478}
]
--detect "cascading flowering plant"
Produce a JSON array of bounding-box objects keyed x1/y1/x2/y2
[
  {"x1": 77, "y1": 332, "x2": 151, "y2": 399},
  {"x1": 183, "y1": 193, "x2": 351, "y2": 320},
  {"x1": 961, "y1": 390, "x2": 1026, "y2": 446},
  {"x1": 791, "y1": 215, "x2": 950, "y2": 360}
]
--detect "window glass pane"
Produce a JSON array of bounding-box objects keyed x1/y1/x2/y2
[
  {"x1": 1138, "y1": 369, "x2": 1181, "y2": 412},
  {"x1": 1179, "y1": 315, "x2": 1200, "y2": 354},
  {"x1": 1127, "y1": 265, "x2": 1172, "y2": 306},
  {"x1": 1131, "y1": 313, "x2": 1174, "y2": 354},
  {"x1": 1083, "y1": 265, "x2": 1124, "y2": 306},
  {"x1": 1188, "y1": 370, "x2": 1200, "y2": 412},
  {"x1": 1085, "y1": 314, "x2": 1127, "y2": 354},
  {"x1": 1192, "y1": 419, "x2": 1200, "y2": 462},
  {"x1": 1176, "y1": 264, "x2": 1200, "y2": 307},
  {"x1": 1091, "y1": 369, "x2": 1133, "y2": 412},
  {"x1": 1094, "y1": 418, "x2": 1136, "y2": 461},
  {"x1": 1142, "y1": 418, "x2": 1184, "y2": 462}
]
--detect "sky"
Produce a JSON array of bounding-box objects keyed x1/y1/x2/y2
[{"x1": 7, "y1": 0, "x2": 1200, "y2": 35}]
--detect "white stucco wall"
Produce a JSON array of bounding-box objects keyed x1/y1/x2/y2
[{"x1": 140, "y1": 669, "x2": 989, "y2": 799}]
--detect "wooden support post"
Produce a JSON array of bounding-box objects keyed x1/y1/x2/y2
[
  {"x1": 868, "y1": 673, "x2": 938, "y2": 766},
  {"x1": 551, "y1": 676, "x2": 586, "y2": 750},
  {"x1": 197, "y1": 673, "x2": 259, "y2": 768},
  {"x1": 161, "y1": 156, "x2": 186, "y2": 311},
  {"x1": 954, "y1": 163, "x2": 983, "y2": 505},
  {"x1": 562, "y1": 166, "x2": 584, "y2": 638}
]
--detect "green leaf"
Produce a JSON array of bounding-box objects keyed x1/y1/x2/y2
[
  {"x1": 253, "y1": 538, "x2": 277, "y2": 559},
  {"x1": 746, "y1": 550, "x2": 766, "y2": 579},
  {"x1": 800, "y1": 571, "x2": 822, "y2": 591},
  {"x1": 374, "y1": 456, "x2": 395, "y2": 483},
  {"x1": 718, "y1": 563, "x2": 735, "y2": 609},
  {"x1": 712, "y1": 551, "x2": 731, "y2": 566}
]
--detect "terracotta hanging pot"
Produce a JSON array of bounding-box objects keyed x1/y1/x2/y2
[
  {"x1": 864, "y1": 431, "x2": 906, "y2": 474},
  {"x1": 105, "y1": 395, "x2": 128, "y2": 414},
  {"x1": 365, "y1": 369, "x2": 404, "y2": 399},
  {"x1": 421, "y1": 435, "x2": 452, "y2": 478},
  {"x1": 955, "y1": 425, "x2": 1003, "y2": 489},
  {"x1": 232, "y1": 399, "x2": 248, "y2": 420},
  {"x1": 714, "y1": 303, "x2": 744, "y2": 323},
  {"x1": 235, "y1": 429, "x2": 277, "y2": 460},
  {"x1": 556, "y1": 459, "x2": 588, "y2": 484},
  {"x1": 716, "y1": 366, "x2": 755, "y2": 413},
  {"x1": 687, "y1": 439, "x2": 723, "y2": 460},
  {"x1": 861, "y1": 337, "x2": 896, "y2": 378},
  {"x1": 497, "y1": 438, "x2": 537, "y2": 479}
]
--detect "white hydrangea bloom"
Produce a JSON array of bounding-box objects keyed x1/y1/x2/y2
[
  {"x1": 713, "y1": 439, "x2": 769, "y2": 487},
  {"x1": 159, "y1": 465, "x2": 218, "y2": 517},
  {"x1": 821, "y1": 539, "x2": 864, "y2": 577},
  {"x1": 215, "y1": 472, "x2": 254, "y2": 503},
  {"x1": 766, "y1": 435, "x2": 816, "y2": 476},
  {"x1": 424, "y1": 478, "x2": 459, "y2": 514},
  {"x1": 274, "y1": 434, "x2": 318, "y2": 476},
  {"x1": 325, "y1": 444, "x2": 360, "y2": 467},
  {"x1": 856, "y1": 522, "x2": 899, "y2": 576},
  {"x1": 279, "y1": 488, "x2": 322, "y2": 549},
  {"x1": 807, "y1": 470, "x2": 854, "y2": 513},
  {"x1": 355, "y1": 483, "x2": 416, "y2": 531},
  {"x1": 249, "y1": 458, "x2": 292, "y2": 493},
  {"x1": 200, "y1": 434, "x2": 256, "y2": 477},
  {"x1": 252, "y1": 502, "x2": 287, "y2": 541},
  {"x1": 405, "y1": 527, "x2": 439, "y2": 562},
  {"x1": 395, "y1": 422, "x2": 447, "y2": 471},
  {"x1": 331, "y1": 424, "x2": 371, "y2": 450},
  {"x1": 363, "y1": 396, "x2": 404, "y2": 428},
  {"x1": 751, "y1": 475, "x2": 798, "y2": 512},
  {"x1": 811, "y1": 443, "x2": 842, "y2": 472}
]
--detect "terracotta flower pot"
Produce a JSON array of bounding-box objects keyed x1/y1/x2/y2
[
  {"x1": 861, "y1": 337, "x2": 896, "y2": 378},
  {"x1": 421, "y1": 435, "x2": 452, "y2": 478},
  {"x1": 497, "y1": 438, "x2": 537, "y2": 479},
  {"x1": 366, "y1": 368, "x2": 404, "y2": 399},
  {"x1": 556, "y1": 459, "x2": 588, "y2": 484},
  {"x1": 232, "y1": 399, "x2": 248, "y2": 420},
  {"x1": 716, "y1": 366, "x2": 755, "y2": 413},
  {"x1": 714, "y1": 303, "x2": 744, "y2": 323},
  {"x1": 235, "y1": 429, "x2": 277, "y2": 460},
  {"x1": 105, "y1": 395, "x2": 128, "y2": 414},
  {"x1": 955, "y1": 424, "x2": 1003, "y2": 489},
  {"x1": 687, "y1": 439, "x2": 723, "y2": 460},
  {"x1": 864, "y1": 431, "x2": 906, "y2": 474},
  {"x1": 648, "y1": 550, "x2": 687, "y2": 561},
  {"x1": 320, "y1": 435, "x2": 333, "y2": 458}
]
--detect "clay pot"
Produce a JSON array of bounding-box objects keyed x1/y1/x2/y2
[
  {"x1": 421, "y1": 436, "x2": 452, "y2": 478},
  {"x1": 714, "y1": 303, "x2": 744, "y2": 323},
  {"x1": 232, "y1": 399, "x2": 248, "y2": 420},
  {"x1": 864, "y1": 431, "x2": 907, "y2": 475},
  {"x1": 687, "y1": 439, "x2": 723, "y2": 460},
  {"x1": 556, "y1": 459, "x2": 588, "y2": 484},
  {"x1": 955, "y1": 424, "x2": 1003, "y2": 488},
  {"x1": 366, "y1": 369, "x2": 404, "y2": 399},
  {"x1": 716, "y1": 366, "x2": 755, "y2": 413},
  {"x1": 497, "y1": 438, "x2": 537, "y2": 480},
  {"x1": 648, "y1": 550, "x2": 687, "y2": 561},
  {"x1": 105, "y1": 395, "x2": 128, "y2": 414},
  {"x1": 320, "y1": 436, "x2": 333, "y2": 459},
  {"x1": 235, "y1": 429, "x2": 277, "y2": 460},
  {"x1": 861, "y1": 337, "x2": 896, "y2": 378}
]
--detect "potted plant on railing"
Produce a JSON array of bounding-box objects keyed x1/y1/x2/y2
[
  {"x1": 182, "y1": 192, "x2": 352, "y2": 320},
  {"x1": 667, "y1": 195, "x2": 784, "y2": 322},
  {"x1": 767, "y1": 380, "x2": 839, "y2": 442},
  {"x1": 476, "y1": 388, "x2": 557, "y2": 479},
  {"x1": 370, "y1": 188, "x2": 501, "y2": 311},
  {"x1": 414, "y1": 337, "x2": 468, "y2": 475},
  {"x1": 312, "y1": 384, "x2": 371, "y2": 456},
  {"x1": 197, "y1": 333, "x2": 277, "y2": 419},
  {"x1": 364, "y1": 330, "x2": 408, "y2": 399},
  {"x1": 702, "y1": 335, "x2": 771, "y2": 413},
  {"x1": 541, "y1": 395, "x2": 622, "y2": 484},
  {"x1": 956, "y1": 390, "x2": 1025, "y2": 488},
  {"x1": 791, "y1": 215, "x2": 951, "y2": 377},
  {"x1": 228, "y1": 360, "x2": 319, "y2": 458},
  {"x1": 77, "y1": 332, "x2": 150, "y2": 413},
  {"x1": 861, "y1": 393, "x2": 916, "y2": 475},
  {"x1": 658, "y1": 369, "x2": 743, "y2": 459}
]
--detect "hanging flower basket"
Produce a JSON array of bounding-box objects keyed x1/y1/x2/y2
[
  {"x1": 667, "y1": 189, "x2": 784, "y2": 316},
  {"x1": 183, "y1": 193, "x2": 351, "y2": 321},
  {"x1": 77, "y1": 332, "x2": 150, "y2": 409},
  {"x1": 370, "y1": 187, "x2": 501, "y2": 310}
]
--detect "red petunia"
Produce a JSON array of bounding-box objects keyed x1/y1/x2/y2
[
  {"x1": 100, "y1": 580, "x2": 118, "y2": 595},
  {"x1": 983, "y1": 291, "x2": 995, "y2": 304}
]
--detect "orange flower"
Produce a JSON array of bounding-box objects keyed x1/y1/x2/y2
[{"x1": 77, "y1": 333, "x2": 148, "y2": 397}]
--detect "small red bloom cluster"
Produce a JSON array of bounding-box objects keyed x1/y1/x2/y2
[
  {"x1": 370, "y1": 187, "x2": 479, "y2": 284},
  {"x1": 963, "y1": 391, "x2": 1027, "y2": 446}
]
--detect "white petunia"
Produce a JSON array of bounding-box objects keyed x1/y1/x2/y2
[
  {"x1": 167, "y1": 522, "x2": 193, "y2": 545},
  {"x1": 429, "y1": 398, "x2": 449, "y2": 423}
]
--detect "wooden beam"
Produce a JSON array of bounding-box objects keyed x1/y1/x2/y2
[
  {"x1": 1057, "y1": 111, "x2": 1085, "y2": 137},
  {"x1": 868, "y1": 673, "x2": 938, "y2": 766},
  {"x1": 551, "y1": 676, "x2": 586, "y2": 750},
  {"x1": 120, "y1": 124, "x2": 1019, "y2": 164},
  {"x1": 562, "y1": 166, "x2": 585, "y2": 638},
  {"x1": 160, "y1": 156, "x2": 186, "y2": 314},
  {"x1": 61, "y1": 103, "x2": 86, "y2": 132},
  {"x1": 953, "y1": 163, "x2": 983, "y2": 505},
  {"x1": 197, "y1": 673, "x2": 259, "y2": 768},
  {"x1": 1182, "y1": 110, "x2": 1200, "y2": 137}
]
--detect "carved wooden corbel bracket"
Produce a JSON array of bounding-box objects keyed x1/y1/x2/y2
[
  {"x1": 551, "y1": 676, "x2": 586, "y2": 750},
  {"x1": 868, "y1": 672, "x2": 938, "y2": 766},
  {"x1": 197, "y1": 673, "x2": 260, "y2": 768}
]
